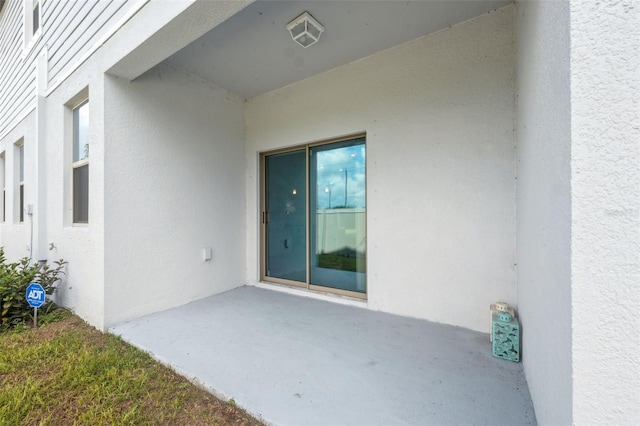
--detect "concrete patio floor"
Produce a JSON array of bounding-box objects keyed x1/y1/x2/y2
[{"x1": 109, "y1": 286, "x2": 536, "y2": 425}]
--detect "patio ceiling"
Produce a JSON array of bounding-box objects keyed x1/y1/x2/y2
[{"x1": 166, "y1": 0, "x2": 510, "y2": 99}]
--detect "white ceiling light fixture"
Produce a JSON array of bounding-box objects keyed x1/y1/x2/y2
[{"x1": 286, "y1": 11, "x2": 324, "y2": 48}]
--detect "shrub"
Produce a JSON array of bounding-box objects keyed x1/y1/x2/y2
[{"x1": 0, "y1": 248, "x2": 67, "y2": 330}]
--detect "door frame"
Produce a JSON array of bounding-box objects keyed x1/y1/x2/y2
[{"x1": 259, "y1": 133, "x2": 367, "y2": 300}]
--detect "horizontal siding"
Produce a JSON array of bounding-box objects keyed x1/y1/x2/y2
[
  {"x1": 47, "y1": 0, "x2": 131, "y2": 88},
  {"x1": 0, "y1": 0, "x2": 35, "y2": 138},
  {"x1": 0, "y1": 0, "x2": 138, "y2": 137},
  {"x1": 0, "y1": 1, "x2": 19, "y2": 60},
  {"x1": 46, "y1": 1, "x2": 92, "y2": 65}
]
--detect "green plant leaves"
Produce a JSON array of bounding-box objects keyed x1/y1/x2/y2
[{"x1": 0, "y1": 248, "x2": 68, "y2": 331}]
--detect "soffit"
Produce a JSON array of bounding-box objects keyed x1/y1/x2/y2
[{"x1": 166, "y1": 0, "x2": 510, "y2": 99}]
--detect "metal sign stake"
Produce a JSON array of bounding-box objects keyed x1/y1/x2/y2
[{"x1": 34, "y1": 307, "x2": 38, "y2": 328}]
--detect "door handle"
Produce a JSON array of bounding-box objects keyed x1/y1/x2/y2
[{"x1": 284, "y1": 239, "x2": 288, "y2": 249}]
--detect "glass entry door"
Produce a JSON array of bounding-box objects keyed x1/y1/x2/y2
[{"x1": 262, "y1": 136, "x2": 366, "y2": 297}]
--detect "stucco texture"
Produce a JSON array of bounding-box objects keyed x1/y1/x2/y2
[
  {"x1": 515, "y1": 0, "x2": 572, "y2": 423},
  {"x1": 103, "y1": 64, "x2": 246, "y2": 327},
  {"x1": 246, "y1": 6, "x2": 516, "y2": 333},
  {"x1": 570, "y1": 0, "x2": 640, "y2": 424}
]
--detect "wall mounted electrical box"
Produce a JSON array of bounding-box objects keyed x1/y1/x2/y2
[{"x1": 203, "y1": 247, "x2": 212, "y2": 261}]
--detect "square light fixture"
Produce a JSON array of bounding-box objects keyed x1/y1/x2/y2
[{"x1": 286, "y1": 12, "x2": 324, "y2": 48}]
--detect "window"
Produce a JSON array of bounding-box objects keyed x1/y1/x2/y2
[
  {"x1": 23, "y1": 0, "x2": 41, "y2": 50},
  {"x1": 0, "y1": 152, "x2": 5, "y2": 223},
  {"x1": 16, "y1": 142, "x2": 24, "y2": 223},
  {"x1": 72, "y1": 99, "x2": 89, "y2": 224},
  {"x1": 32, "y1": 1, "x2": 39, "y2": 34}
]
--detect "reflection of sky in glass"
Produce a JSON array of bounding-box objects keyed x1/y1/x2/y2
[
  {"x1": 74, "y1": 101, "x2": 89, "y2": 162},
  {"x1": 19, "y1": 144, "x2": 24, "y2": 181},
  {"x1": 316, "y1": 144, "x2": 365, "y2": 209}
]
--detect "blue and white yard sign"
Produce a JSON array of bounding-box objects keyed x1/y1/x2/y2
[{"x1": 26, "y1": 283, "x2": 46, "y2": 308}]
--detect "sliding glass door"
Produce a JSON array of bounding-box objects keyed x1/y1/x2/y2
[
  {"x1": 309, "y1": 140, "x2": 366, "y2": 293},
  {"x1": 264, "y1": 150, "x2": 307, "y2": 282},
  {"x1": 262, "y1": 136, "x2": 366, "y2": 297}
]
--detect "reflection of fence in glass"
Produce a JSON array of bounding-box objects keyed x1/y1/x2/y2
[{"x1": 316, "y1": 208, "x2": 366, "y2": 272}]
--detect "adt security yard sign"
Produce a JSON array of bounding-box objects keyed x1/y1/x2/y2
[
  {"x1": 26, "y1": 283, "x2": 46, "y2": 328},
  {"x1": 26, "y1": 283, "x2": 46, "y2": 308}
]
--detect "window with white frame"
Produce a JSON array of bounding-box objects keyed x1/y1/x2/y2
[
  {"x1": 16, "y1": 142, "x2": 24, "y2": 223},
  {"x1": 23, "y1": 0, "x2": 41, "y2": 49},
  {"x1": 72, "y1": 99, "x2": 89, "y2": 224},
  {"x1": 32, "y1": 0, "x2": 39, "y2": 34},
  {"x1": 0, "y1": 152, "x2": 5, "y2": 223}
]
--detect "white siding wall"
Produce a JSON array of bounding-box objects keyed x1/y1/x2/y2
[
  {"x1": 246, "y1": 6, "x2": 516, "y2": 333},
  {"x1": 44, "y1": 0, "x2": 131, "y2": 88},
  {"x1": 0, "y1": 0, "x2": 138, "y2": 328},
  {"x1": 0, "y1": 0, "x2": 136, "y2": 140},
  {"x1": 515, "y1": 1, "x2": 572, "y2": 423},
  {"x1": 0, "y1": 0, "x2": 36, "y2": 138},
  {"x1": 102, "y1": 64, "x2": 246, "y2": 327}
]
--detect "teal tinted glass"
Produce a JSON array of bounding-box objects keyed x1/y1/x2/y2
[{"x1": 265, "y1": 150, "x2": 307, "y2": 282}]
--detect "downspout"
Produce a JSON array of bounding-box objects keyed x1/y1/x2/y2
[{"x1": 33, "y1": 48, "x2": 48, "y2": 265}]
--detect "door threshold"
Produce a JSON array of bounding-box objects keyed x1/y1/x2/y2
[{"x1": 253, "y1": 282, "x2": 368, "y2": 309}]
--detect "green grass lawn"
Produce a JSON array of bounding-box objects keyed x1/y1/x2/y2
[
  {"x1": 0, "y1": 310, "x2": 262, "y2": 425},
  {"x1": 318, "y1": 253, "x2": 366, "y2": 273}
]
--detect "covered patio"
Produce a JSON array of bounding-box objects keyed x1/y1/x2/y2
[{"x1": 109, "y1": 286, "x2": 535, "y2": 425}]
